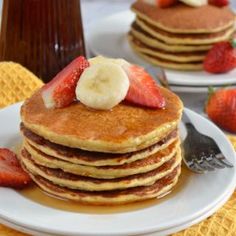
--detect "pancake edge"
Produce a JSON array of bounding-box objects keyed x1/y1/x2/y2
[
  {"x1": 130, "y1": 28, "x2": 212, "y2": 52},
  {"x1": 132, "y1": 7, "x2": 235, "y2": 34},
  {"x1": 20, "y1": 148, "x2": 182, "y2": 191},
  {"x1": 24, "y1": 166, "x2": 181, "y2": 205},
  {"x1": 23, "y1": 129, "x2": 178, "y2": 166},
  {"x1": 23, "y1": 140, "x2": 180, "y2": 179},
  {"x1": 128, "y1": 34, "x2": 205, "y2": 62},
  {"x1": 135, "y1": 17, "x2": 235, "y2": 45}
]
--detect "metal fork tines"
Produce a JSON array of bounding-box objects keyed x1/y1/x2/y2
[{"x1": 182, "y1": 111, "x2": 234, "y2": 173}]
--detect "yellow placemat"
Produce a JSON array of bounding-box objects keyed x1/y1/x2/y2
[{"x1": 0, "y1": 62, "x2": 235, "y2": 236}]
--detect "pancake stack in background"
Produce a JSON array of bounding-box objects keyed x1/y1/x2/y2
[
  {"x1": 19, "y1": 87, "x2": 183, "y2": 205},
  {"x1": 129, "y1": 1, "x2": 235, "y2": 70}
]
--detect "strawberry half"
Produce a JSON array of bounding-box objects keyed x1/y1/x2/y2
[
  {"x1": 143, "y1": 0, "x2": 177, "y2": 8},
  {"x1": 42, "y1": 56, "x2": 89, "y2": 108},
  {"x1": 203, "y1": 41, "x2": 236, "y2": 74},
  {"x1": 206, "y1": 88, "x2": 236, "y2": 133},
  {"x1": 123, "y1": 64, "x2": 165, "y2": 108},
  {"x1": 208, "y1": 0, "x2": 229, "y2": 7},
  {"x1": 0, "y1": 148, "x2": 31, "y2": 188},
  {"x1": 156, "y1": 0, "x2": 177, "y2": 8}
]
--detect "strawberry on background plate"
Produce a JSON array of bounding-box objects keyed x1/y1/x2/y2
[
  {"x1": 42, "y1": 56, "x2": 89, "y2": 109},
  {"x1": 0, "y1": 148, "x2": 31, "y2": 188},
  {"x1": 203, "y1": 41, "x2": 236, "y2": 74},
  {"x1": 123, "y1": 64, "x2": 166, "y2": 109},
  {"x1": 206, "y1": 88, "x2": 236, "y2": 133},
  {"x1": 208, "y1": 0, "x2": 229, "y2": 7}
]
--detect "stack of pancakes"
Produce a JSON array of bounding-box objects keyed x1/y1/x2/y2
[
  {"x1": 129, "y1": 1, "x2": 235, "y2": 70},
  {"x1": 20, "y1": 87, "x2": 183, "y2": 205}
]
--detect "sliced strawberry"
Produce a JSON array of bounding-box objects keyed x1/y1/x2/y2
[
  {"x1": 123, "y1": 65, "x2": 165, "y2": 109},
  {"x1": 156, "y1": 0, "x2": 177, "y2": 8},
  {"x1": 42, "y1": 56, "x2": 89, "y2": 109},
  {"x1": 208, "y1": 0, "x2": 229, "y2": 7},
  {"x1": 143, "y1": 0, "x2": 177, "y2": 7},
  {"x1": 204, "y1": 42, "x2": 236, "y2": 74},
  {"x1": 0, "y1": 148, "x2": 31, "y2": 188}
]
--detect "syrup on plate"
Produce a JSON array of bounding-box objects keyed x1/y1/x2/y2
[{"x1": 19, "y1": 166, "x2": 191, "y2": 214}]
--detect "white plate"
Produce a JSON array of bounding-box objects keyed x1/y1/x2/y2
[
  {"x1": 0, "y1": 186, "x2": 233, "y2": 236},
  {"x1": 86, "y1": 11, "x2": 236, "y2": 88},
  {"x1": 169, "y1": 85, "x2": 236, "y2": 93},
  {"x1": 0, "y1": 104, "x2": 236, "y2": 236},
  {"x1": 146, "y1": 186, "x2": 235, "y2": 236}
]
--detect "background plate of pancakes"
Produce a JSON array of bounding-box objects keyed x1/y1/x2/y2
[
  {"x1": 87, "y1": 10, "x2": 236, "y2": 93},
  {"x1": 0, "y1": 103, "x2": 235, "y2": 236}
]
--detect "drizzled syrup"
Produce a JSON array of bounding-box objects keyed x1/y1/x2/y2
[{"x1": 19, "y1": 167, "x2": 191, "y2": 214}]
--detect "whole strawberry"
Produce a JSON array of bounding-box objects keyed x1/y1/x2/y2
[
  {"x1": 206, "y1": 88, "x2": 236, "y2": 133},
  {"x1": 204, "y1": 41, "x2": 236, "y2": 73},
  {"x1": 208, "y1": 0, "x2": 229, "y2": 7}
]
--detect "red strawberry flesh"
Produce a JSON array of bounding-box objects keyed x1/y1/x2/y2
[
  {"x1": 156, "y1": 0, "x2": 177, "y2": 8},
  {"x1": 203, "y1": 42, "x2": 236, "y2": 74},
  {"x1": 42, "y1": 56, "x2": 89, "y2": 108},
  {"x1": 0, "y1": 148, "x2": 31, "y2": 188},
  {"x1": 208, "y1": 0, "x2": 229, "y2": 7},
  {"x1": 123, "y1": 64, "x2": 165, "y2": 109},
  {"x1": 206, "y1": 89, "x2": 236, "y2": 133}
]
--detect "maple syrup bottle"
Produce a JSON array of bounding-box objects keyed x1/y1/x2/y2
[{"x1": 0, "y1": 0, "x2": 86, "y2": 82}]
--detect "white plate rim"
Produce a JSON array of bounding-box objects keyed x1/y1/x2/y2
[{"x1": 0, "y1": 186, "x2": 234, "y2": 236}]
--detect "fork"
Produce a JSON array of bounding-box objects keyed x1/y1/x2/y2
[
  {"x1": 148, "y1": 66, "x2": 234, "y2": 173},
  {"x1": 182, "y1": 111, "x2": 234, "y2": 173}
]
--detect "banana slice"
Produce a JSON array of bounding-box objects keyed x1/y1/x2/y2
[
  {"x1": 179, "y1": 0, "x2": 207, "y2": 7},
  {"x1": 89, "y1": 56, "x2": 130, "y2": 67},
  {"x1": 143, "y1": 0, "x2": 156, "y2": 6},
  {"x1": 76, "y1": 63, "x2": 129, "y2": 110}
]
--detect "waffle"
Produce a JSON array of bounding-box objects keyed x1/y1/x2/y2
[{"x1": 0, "y1": 62, "x2": 43, "y2": 108}]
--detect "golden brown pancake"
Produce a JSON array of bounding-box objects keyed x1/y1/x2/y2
[
  {"x1": 128, "y1": 34, "x2": 206, "y2": 62},
  {"x1": 131, "y1": 1, "x2": 235, "y2": 33},
  {"x1": 130, "y1": 26, "x2": 212, "y2": 52},
  {"x1": 21, "y1": 148, "x2": 181, "y2": 191},
  {"x1": 135, "y1": 18, "x2": 235, "y2": 45},
  {"x1": 21, "y1": 123, "x2": 178, "y2": 166},
  {"x1": 129, "y1": 45, "x2": 203, "y2": 70},
  {"x1": 21, "y1": 87, "x2": 183, "y2": 153},
  {"x1": 23, "y1": 140, "x2": 180, "y2": 179},
  {"x1": 23, "y1": 165, "x2": 181, "y2": 205}
]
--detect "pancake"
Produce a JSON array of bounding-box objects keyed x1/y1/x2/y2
[
  {"x1": 129, "y1": 46, "x2": 203, "y2": 70},
  {"x1": 131, "y1": 1, "x2": 235, "y2": 33},
  {"x1": 128, "y1": 34, "x2": 206, "y2": 62},
  {"x1": 21, "y1": 87, "x2": 183, "y2": 153},
  {"x1": 23, "y1": 140, "x2": 180, "y2": 179},
  {"x1": 130, "y1": 26, "x2": 212, "y2": 52},
  {"x1": 21, "y1": 148, "x2": 181, "y2": 191},
  {"x1": 21, "y1": 124, "x2": 178, "y2": 166},
  {"x1": 24, "y1": 165, "x2": 181, "y2": 205},
  {"x1": 135, "y1": 18, "x2": 235, "y2": 45}
]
